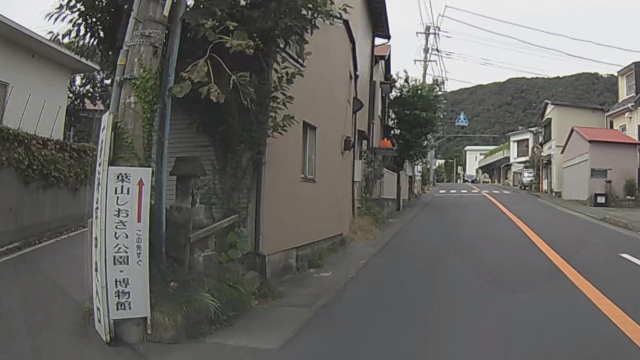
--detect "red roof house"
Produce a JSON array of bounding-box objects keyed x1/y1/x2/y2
[{"x1": 561, "y1": 127, "x2": 639, "y2": 202}]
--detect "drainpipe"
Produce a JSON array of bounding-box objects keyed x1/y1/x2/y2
[
  {"x1": 344, "y1": 20, "x2": 359, "y2": 217},
  {"x1": 153, "y1": 0, "x2": 186, "y2": 265}
]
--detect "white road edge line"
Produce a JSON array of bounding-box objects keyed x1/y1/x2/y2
[
  {"x1": 620, "y1": 253, "x2": 640, "y2": 267},
  {"x1": 0, "y1": 228, "x2": 88, "y2": 264}
]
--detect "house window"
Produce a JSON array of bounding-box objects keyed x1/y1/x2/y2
[
  {"x1": 0, "y1": 81, "x2": 8, "y2": 124},
  {"x1": 516, "y1": 139, "x2": 530, "y2": 158},
  {"x1": 619, "y1": 124, "x2": 627, "y2": 134},
  {"x1": 542, "y1": 121, "x2": 552, "y2": 144},
  {"x1": 625, "y1": 72, "x2": 635, "y2": 97},
  {"x1": 302, "y1": 122, "x2": 317, "y2": 179},
  {"x1": 591, "y1": 169, "x2": 608, "y2": 179},
  {"x1": 609, "y1": 120, "x2": 614, "y2": 129}
]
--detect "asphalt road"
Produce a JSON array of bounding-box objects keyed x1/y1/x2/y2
[
  {"x1": 6, "y1": 184, "x2": 640, "y2": 360},
  {"x1": 265, "y1": 183, "x2": 640, "y2": 359}
]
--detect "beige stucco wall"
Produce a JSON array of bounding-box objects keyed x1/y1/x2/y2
[
  {"x1": 562, "y1": 133, "x2": 590, "y2": 201},
  {"x1": 340, "y1": 0, "x2": 374, "y2": 134},
  {"x1": 260, "y1": 23, "x2": 355, "y2": 255},
  {"x1": 589, "y1": 142, "x2": 638, "y2": 198},
  {"x1": 0, "y1": 36, "x2": 71, "y2": 139},
  {"x1": 544, "y1": 105, "x2": 606, "y2": 192}
]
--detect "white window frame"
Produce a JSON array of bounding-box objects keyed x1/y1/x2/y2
[
  {"x1": 625, "y1": 71, "x2": 635, "y2": 98},
  {"x1": 302, "y1": 122, "x2": 317, "y2": 180}
]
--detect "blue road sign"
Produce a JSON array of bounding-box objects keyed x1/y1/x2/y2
[{"x1": 455, "y1": 112, "x2": 469, "y2": 127}]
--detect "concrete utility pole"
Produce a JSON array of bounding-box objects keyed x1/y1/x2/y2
[
  {"x1": 108, "y1": 0, "x2": 169, "y2": 344},
  {"x1": 421, "y1": 25, "x2": 432, "y2": 85},
  {"x1": 112, "y1": 0, "x2": 169, "y2": 167}
]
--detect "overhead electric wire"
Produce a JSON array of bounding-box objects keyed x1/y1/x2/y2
[
  {"x1": 435, "y1": 48, "x2": 551, "y2": 73},
  {"x1": 447, "y1": 5, "x2": 640, "y2": 54},
  {"x1": 432, "y1": 75, "x2": 476, "y2": 86},
  {"x1": 441, "y1": 32, "x2": 611, "y2": 69},
  {"x1": 442, "y1": 15, "x2": 623, "y2": 68},
  {"x1": 441, "y1": 54, "x2": 550, "y2": 77}
]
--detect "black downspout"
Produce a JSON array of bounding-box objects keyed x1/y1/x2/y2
[{"x1": 344, "y1": 20, "x2": 359, "y2": 217}]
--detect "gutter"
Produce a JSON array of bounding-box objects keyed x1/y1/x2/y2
[{"x1": 605, "y1": 103, "x2": 635, "y2": 118}]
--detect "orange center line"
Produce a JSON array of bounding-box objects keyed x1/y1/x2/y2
[{"x1": 481, "y1": 191, "x2": 640, "y2": 348}]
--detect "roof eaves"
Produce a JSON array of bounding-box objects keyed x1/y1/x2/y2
[
  {"x1": 368, "y1": 0, "x2": 391, "y2": 40},
  {"x1": 0, "y1": 13, "x2": 100, "y2": 73}
]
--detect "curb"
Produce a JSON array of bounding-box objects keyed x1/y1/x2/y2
[
  {"x1": 536, "y1": 196, "x2": 637, "y2": 232},
  {"x1": 309, "y1": 193, "x2": 432, "y2": 314}
]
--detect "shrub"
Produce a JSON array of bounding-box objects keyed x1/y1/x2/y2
[
  {"x1": 624, "y1": 178, "x2": 637, "y2": 198},
  {"x1": 0, "y1": 126, "x2": 95, "y2": 190}
]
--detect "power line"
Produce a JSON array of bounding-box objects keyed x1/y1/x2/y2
[
  {"x1": 442, "y1": 15, "x2": 623, "y2": 68},
  {"x1": 417, "y1": 0, "x2": 425, "y2": 27},
  {"x1": 426, "y1": 0, "x2": 437, "y2": 27},
  {"x1": 441, "y1": 54, "x2": 550, "y2": 77},
  {"x1": 441, "y1": 32, "x2": 612, "y2": 68},
  {"x1": 447, "y1": 5, "x2": 640, "y2": 54},
  {"x1": 432, "y1": 75, "x2": 476, "y2": 85},
  {"x1": 436, "y1": 48, "x2": 551, "y2": 73}
]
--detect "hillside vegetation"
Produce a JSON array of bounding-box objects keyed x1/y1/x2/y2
[{"x1": 437, "y1": 72, "x2": 618, "y2": 160}]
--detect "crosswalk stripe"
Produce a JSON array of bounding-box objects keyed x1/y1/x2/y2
[
  {"x1": 472, "y1": 190, "x2": 479, "y2": 193},
  {"x1": 439, "y1": 190, "x2": 446, "y2": 193},
  {"x1": 461, "y1": 190, "x2": 468, "y2": 193},
  {"x1": 450, "y1": 190, "x2": 457, "y2": 193},
  {"x1": 493, "y1": 191, "x2": 500, "y2": 194},
  {"x1": 503, "y1": 191, "x2": 511, "y2": 194}
]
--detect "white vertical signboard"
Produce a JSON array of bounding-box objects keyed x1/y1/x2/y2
[
  {"x1": 92, "y1": 113, "x2": 113, "y2": 343},
  {"x1": 106, "y1": 167, "x2": 151, "y2": 320}
]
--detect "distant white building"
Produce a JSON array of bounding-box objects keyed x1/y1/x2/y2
[
  {"x1": 507, "y1": 128, "x2": 539, "y2": 185},
  {"x1": 0, "y1": 14, "x2": 98, "y2": 139},
  {"x1": 464, "y1": 146, "x2": 497, "y2": 180}
]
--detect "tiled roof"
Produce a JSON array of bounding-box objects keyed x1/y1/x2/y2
[
  {"x1": 607, "y1": 95, "x2": 640, "y2": 116},
  {"x1": 573, "y1": 127, "x2": 640, "y2": 144}
]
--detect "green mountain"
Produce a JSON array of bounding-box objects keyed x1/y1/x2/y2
[{"x1": 438, "y1": 72, "x2": 618, "y2": 160}]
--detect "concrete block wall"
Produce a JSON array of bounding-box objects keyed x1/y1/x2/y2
[{"x1": 0, "y1": 168, "x2": 90, "y2": 247}]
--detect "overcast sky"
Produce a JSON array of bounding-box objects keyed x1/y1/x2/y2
[{"x1": 2, "y1": 0, "x2": 639, "y2": 91}]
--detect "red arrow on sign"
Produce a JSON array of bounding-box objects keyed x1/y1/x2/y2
[{"x1": 137, "y1": 178, "x2": 144, "y2": 224}]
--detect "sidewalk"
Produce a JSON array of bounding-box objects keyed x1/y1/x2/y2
[
  {"x1": 135, "y1": 194, "x2": 432, "y2": 359},
  {"x1": 529, "y1": 191, "x2": 640, "y2": 233}
]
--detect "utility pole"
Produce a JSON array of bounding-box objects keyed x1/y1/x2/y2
[
  {"x1": 421, "y1": 25, "x2": 432, "y2": 85},
  {"x1": 108, "y1": 0, "x2": 169, "y2": 344},
  {"x1": 112, "y1": 0, "x2": 169, "y2": 167},
  {"x1": 453, "y1": 158, "x2": 456, "y2": 184}
]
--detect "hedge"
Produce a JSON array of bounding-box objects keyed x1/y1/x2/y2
[{"x1": 0, "y1": 126, "x2": 96, "y2": 190}]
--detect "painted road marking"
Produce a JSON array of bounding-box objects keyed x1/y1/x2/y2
[
  {"x1": 493, "y1": 190, "x2": 500, "y2": 194},
  {"x1": 472, "y1": 190, "x2": 479, "y2": 193},
  {"x1": 620, "y1": 254, "x2": 640, "y2": 267},
  {"x1": 439, "y1": 190, "x2": 446, "y2": 193},
  {"x1": 477, "y1": 187, "x2": 640, "y2": 349},
  {"x1": 450, "y1": 190, "x2": 457, "y2": 193},
  {"x1": 461, "y1": 190, "x2": 468, "y2": 193},
  {"x1": 503, "y1": 191, "x2": 511, "y2": 194}
]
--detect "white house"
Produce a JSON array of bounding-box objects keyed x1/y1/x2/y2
[
  {"x1": 0, "y1": 14, "x2": 99, "y2": 139},
  {"x1": 507, "y1": 128, "x2": 539, "y2": 185},
  {"x1": 464, "y1": 145, "x2": 497, "y2": 181},
  {"x1": 539, "y1": 100, "x2": 606, "y2": 194}
]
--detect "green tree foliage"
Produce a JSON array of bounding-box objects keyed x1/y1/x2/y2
[
  {"x1": 438, "y1": 72, "x2": 617, "y2": 159},
  {"x1": 389, "y1": 75, "x2": 443, "y2": 168}
]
